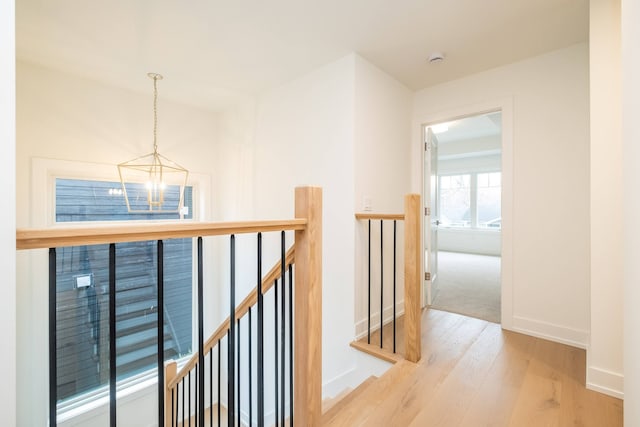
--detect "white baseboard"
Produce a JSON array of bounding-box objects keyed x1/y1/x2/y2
[
  {"x1": 510, "y1": 316, "x2": 588, "y2": 349},
  {"x1": 321, "y1": 349, "x2": 392, "y2": 399},
  {"x1": 322, "y1": 366, "x2": 358, "y2": 398},
  {"x1": 587, "y1": 366, "x2": 624, "y2": 400},
  {"x1": 354, "y1": 301, "x2": 404, "y2": 341}
]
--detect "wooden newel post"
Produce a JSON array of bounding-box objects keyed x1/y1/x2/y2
[
  {"x1": 404, "y1": 194, "x2": 422, "y2": 363},
  {"x1": 164, "y1": 361, "x2": 177, "y2": 427},
  {"x1": 294, "y1": 186, "x2": 323, "y2": 426}
]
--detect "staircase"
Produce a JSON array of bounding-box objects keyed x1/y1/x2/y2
[{"x1": 322, "y1": 361, "x2": 417, "y2": 427}]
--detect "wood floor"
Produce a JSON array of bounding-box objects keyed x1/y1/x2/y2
[{"x1": 326, "y1": 309, "x2": 623, "y2": 426}]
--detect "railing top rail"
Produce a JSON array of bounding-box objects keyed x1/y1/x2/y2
[
  {"x1": 355, "y1": 213, "x2": 405, "y2": 221},
  {"x1": 16, "y1": 219, "x2": 307, "y2": 250}
]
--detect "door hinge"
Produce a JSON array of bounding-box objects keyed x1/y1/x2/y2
[
  {"x1": 425, "y1": 207, "x2": 430, "y2": 216},
  {"x1": 425, "y1": 272, "x2": 431, "y2": 281},
  {"x1": 425, "y1": 142, "x2": 429, "y2": 151}
]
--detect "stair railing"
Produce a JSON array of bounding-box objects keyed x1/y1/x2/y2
[
  {"x1": 164, "y1": 246, "x2": 295, "y2": 427},
  {"x1": 16, "y1": 186, "x2": 323, "y2": 427},
  {"x1": 354, "y1": 194, "x2": 421, "y2": 363}
]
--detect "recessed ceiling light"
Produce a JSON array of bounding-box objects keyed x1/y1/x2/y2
[{"x1": 428, "y1": 52, "x2": 445, "y2": 64}]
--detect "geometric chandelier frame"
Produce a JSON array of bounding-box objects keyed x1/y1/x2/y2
[{"x1": 118, "y1": 73, "x2": 189, "y2": 213}]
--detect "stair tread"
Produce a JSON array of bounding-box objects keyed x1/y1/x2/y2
[
  {"x1": 322, "y1": 376, "x2": 377, "y2": 419},
  {"x1": 322, "y1": 387, "x2": 353, "y2": 413},
  {"x1": 322, "y1": 360, "x2": 417, "y2": 427}
]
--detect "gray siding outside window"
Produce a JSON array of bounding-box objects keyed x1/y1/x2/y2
[{"x1": 54, "y1": 178, "x2": 193, "y2": 401}]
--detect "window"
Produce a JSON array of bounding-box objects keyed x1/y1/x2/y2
[
  {"x1": 439, "y1": 172, "x2": 501, "y2": 230},
  {"x1": 439, "y1": 174, "x2": 471, "y2": 227},
  {"x1": 477, "y1": 172, "x2": 501, "y2": 228},
  {"x1": 54, "y1": 178, "x2": 194, "y2": 402}
]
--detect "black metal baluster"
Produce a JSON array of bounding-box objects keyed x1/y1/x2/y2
[
  {"x1": 257, "y1": 233, "x2": 264, "y2": 427},
  {"x1": 229, "y1": 235, "x2": 236, "y2": 427},
  {"x1": 195, "y1": 365, "x2": 198, "y2": 427},
  {"x1": 237, "y1": 318, "x2": 241, "y2": 427},
  {"x1": 109, "y1": 243, "x2": 117, "y2": 427},
  {"x1": 171, "y1": 388, "x2": 175, "y2": 427},
  {"x1": 288, "y1": 264, "x2": 293, "y2": 427},
  {"x1": 182, "y1": 377, "x2": 185, "y2": 427},
  {"x1": 218, "y1": 341, "x2": 221, "y2": 427},
  {"x1": 198, "y1": 237, "x2": 205, "y2": 427},
  {"x1": 210, "y1": 349, "x2": 213, "y2": 427},
  {"x1": 158, "y1": 240, "x2": 165, "y2": 425},
  {"x1": 188, "y1": 370, "x2": 192, "y2": 427},
  {"x1": 368, "y1": 219, "x2": 371, "y2": 344},
  {"x1": 280, "y1": 232, "x2": 286, "y2": 427},
  {"x1": 393, "y1": 220, "x2": 397, "y2": 353},
  {"x1": 380, "y1": 220, "x2": 384, "y2": 349},
  {"x1": 49, "y1": 248, "x2": 57, "y2": 427},
  {"x1": 249, "y1": 307, "x2": 253, "y2": 427},
  {"x1": 274, "y1": 278, "x2": 279, "y2": 426}
]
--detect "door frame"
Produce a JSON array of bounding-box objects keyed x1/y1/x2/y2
[
  {"x1": 416, "y1": 98, "x2": 514, "y2": 330},
  {"x1": 423, "y1": 127, "x2": 439, "y2": 307}
]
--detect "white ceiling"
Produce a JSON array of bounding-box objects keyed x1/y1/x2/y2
[
  {"x1": 432, "y1": 111, "x2": 502, "y2": 145},
  {"x1": 16, "y1": 0, "x2": 589, "y2": 111}
]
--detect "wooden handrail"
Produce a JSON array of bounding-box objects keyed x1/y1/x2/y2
[
  {"x1": 16, "y1": 219, "x2": 307, "y2": 250},
  {"x1": 167, "y1": 246, "x2": 296, "y2": 390},
  {"x1": 355, "y1": 213, "x2": 404, "y2": 220}
]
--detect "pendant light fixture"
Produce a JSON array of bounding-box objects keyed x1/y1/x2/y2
[{"x1": 118, "y1": 73, "x2": 189, "y2": 213}]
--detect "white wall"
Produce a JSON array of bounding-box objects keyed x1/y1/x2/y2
[
  {"x1": 439, "y1": 155, "x2": 502, "y2": 175},
  {"x1": 438, "y1": 135, "x2": 501, "y2": 159},
  {"x1": 353, "y1": 56, "x2": 412, "y2": 340},
  {"x1": 353, "y1": 55, "x2": 411, "y2": 214},
  {"x1": 438, "y1": 229, "x2": 501, "y2": 256},
  {"x1": 215, "y1": 101, "x2": 256, "y2": 221},
  {"x1": 588, "y1": 0, "x2": 624, "y2": 399},
  {"x1": 251, "y1": 53, "x2": 412, "y2": 397},
  {"x1": 252, "y1": 54, "x2": 358, "y2": 398},
  {"x1": 16, "y1": 61, "x2": 220, "y2": 426},
  {"x1": 413, "y1": 44, "x2": 591, "y2": 348},
  {"x1": 622, "y1": 0, "x2": 640, "y2": 421},
  {"x1": 0, "y1": 0, "x2": 16, "y2": 426}
]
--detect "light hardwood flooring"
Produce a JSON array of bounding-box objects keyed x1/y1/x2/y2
[{"x1": 332, "y1": 309, "x2": 622, "y2": 426}]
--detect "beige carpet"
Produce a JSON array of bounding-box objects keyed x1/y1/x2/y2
[{"x1": 431, "y1": 251, "x2": 501, "y2": 324}]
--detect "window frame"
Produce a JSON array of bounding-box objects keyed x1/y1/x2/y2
[
  {"x1": 31, "y1": 157, "x2": 211, "y2": 419},
  {"x1": 439, "y1": 173, "x2": 473, "y2": 228},
  {"x1": 438, "y1": 169, "x2": 501, "y2": 231}
]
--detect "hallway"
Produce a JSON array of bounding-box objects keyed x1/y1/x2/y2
[{"x1": 336, "y1": 309, "x2": 622, "y2": 426}]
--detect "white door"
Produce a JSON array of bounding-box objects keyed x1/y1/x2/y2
[{"x1": 425, "y1": 128, "x2": 440, "y2": 306}]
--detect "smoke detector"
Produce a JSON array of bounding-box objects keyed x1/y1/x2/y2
[{"x1": 428, "y1": 52, "x2": 445, "y2": 64}]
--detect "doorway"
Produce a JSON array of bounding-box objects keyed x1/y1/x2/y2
[{"x1": 424, "y1": 111, "x2": 503, "y2": 324}]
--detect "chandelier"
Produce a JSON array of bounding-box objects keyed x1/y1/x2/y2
[{"x1": 118, "y1": 73, "x2": 189, "y2": 213}]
